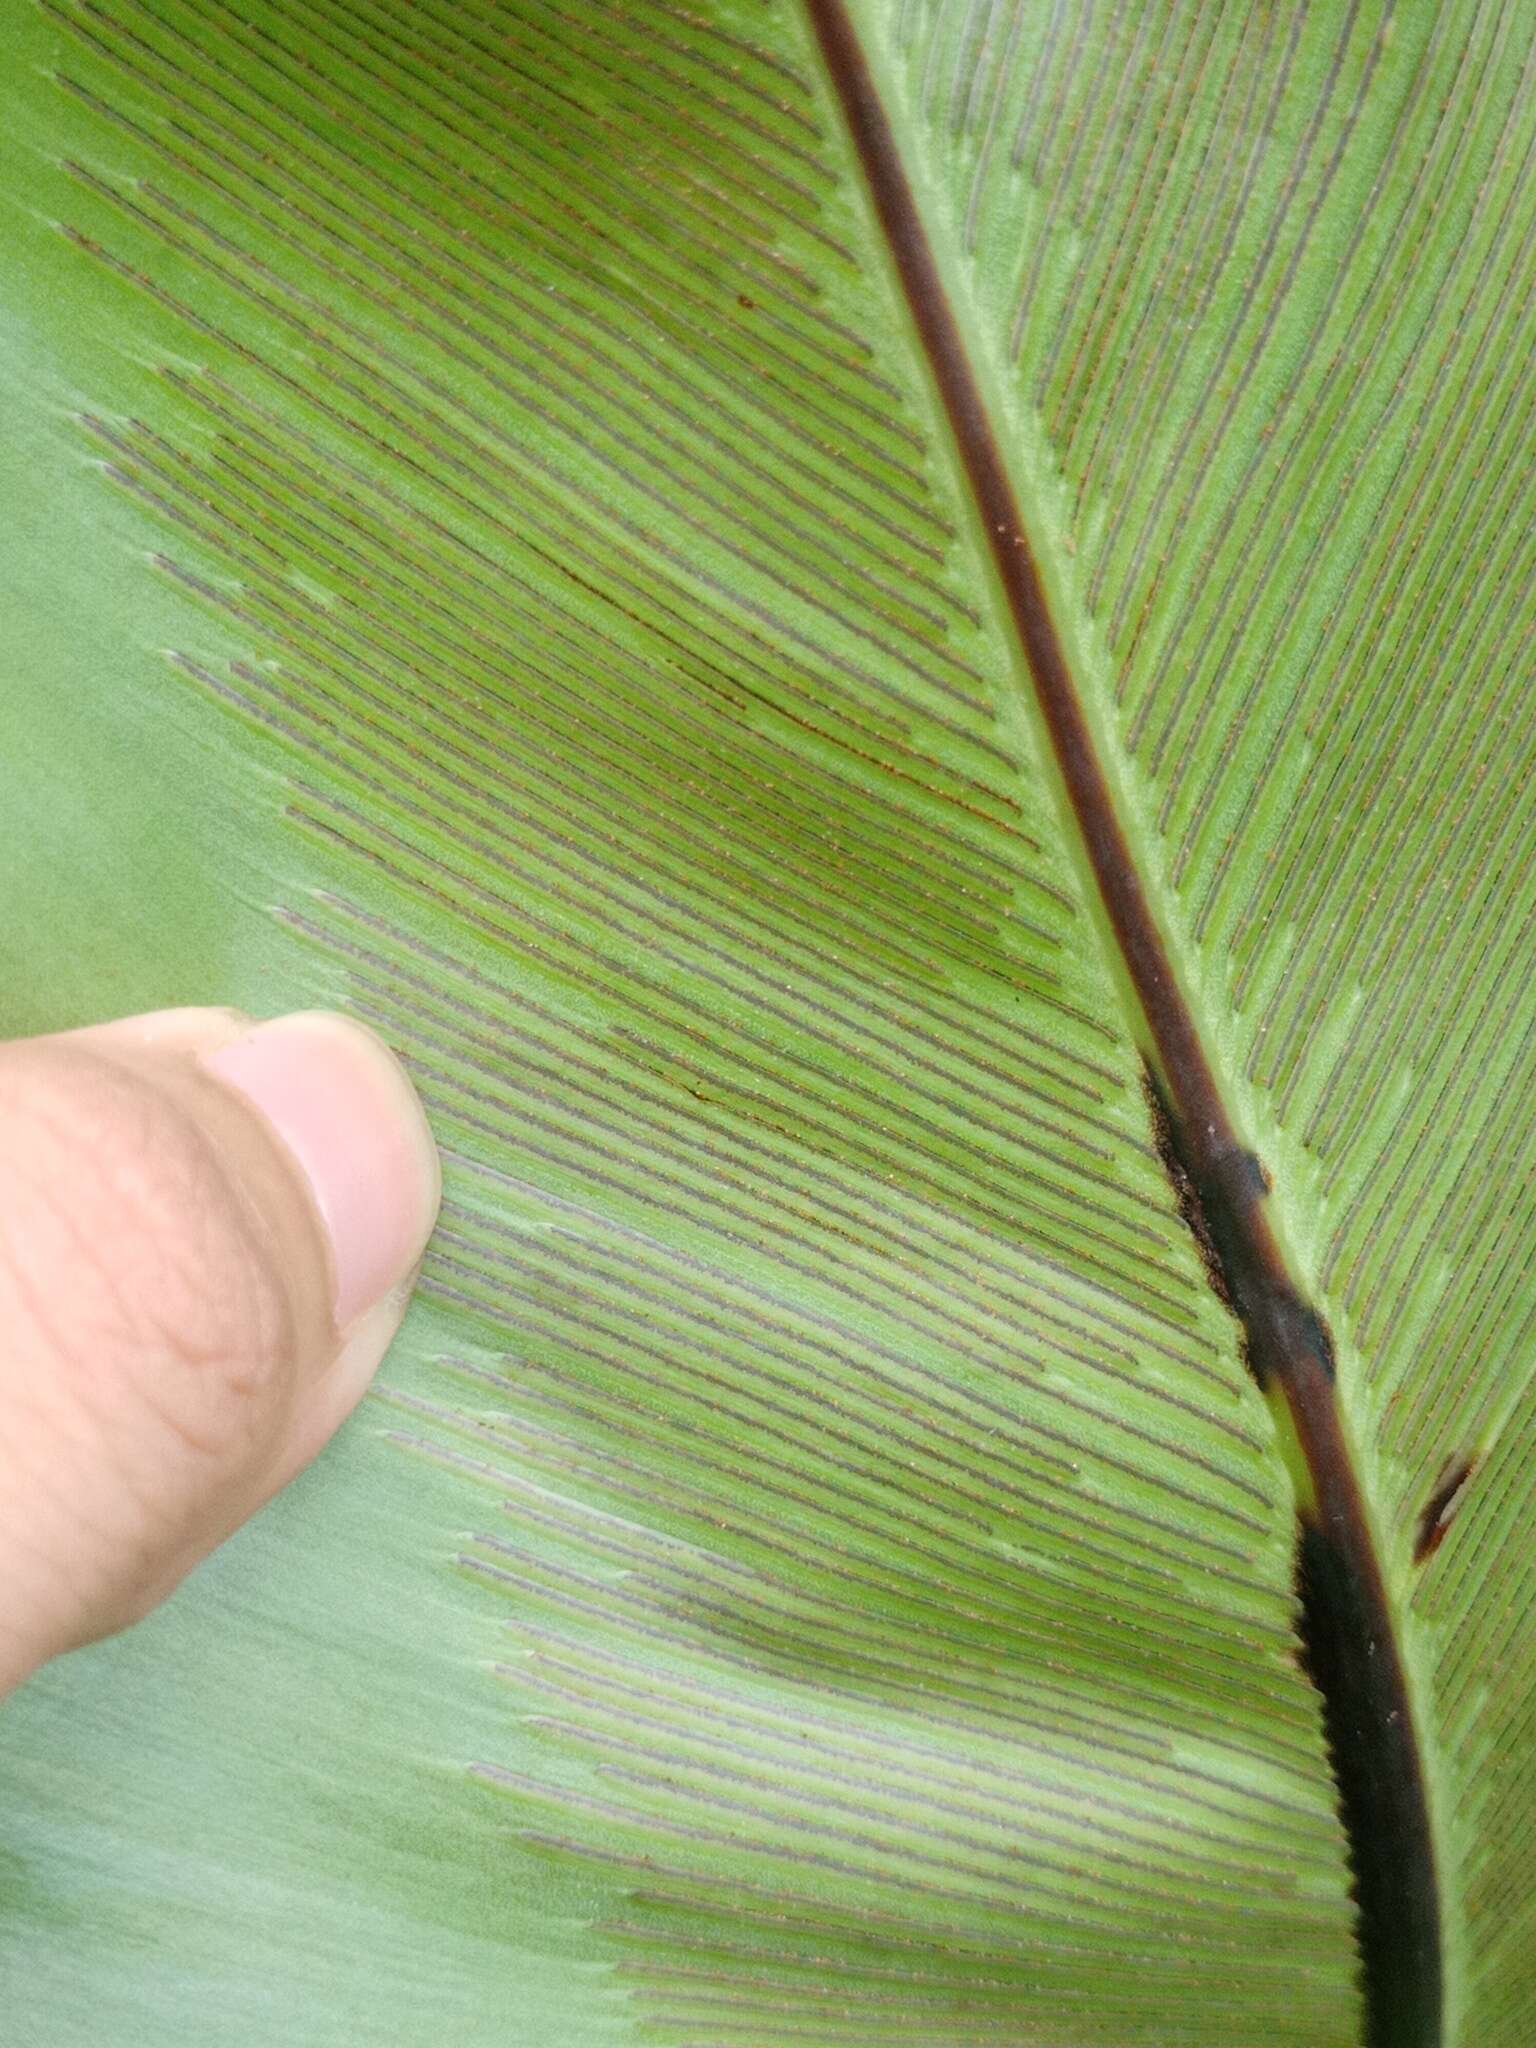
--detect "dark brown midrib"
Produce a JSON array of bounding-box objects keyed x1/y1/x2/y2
[{"x1": 803, "y1": 4, "x2": 1441, "y2": 2042}]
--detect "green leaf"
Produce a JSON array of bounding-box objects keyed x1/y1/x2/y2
[{"x1": 0, "y1": 3, "x2": 1530, "y2": 2044}]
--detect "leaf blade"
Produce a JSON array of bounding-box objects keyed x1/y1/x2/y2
[{"x1": 11, "y1": 1, "x2": 1532, "y2": 2042}]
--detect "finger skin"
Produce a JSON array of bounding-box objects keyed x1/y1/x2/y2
[{"x1": 0, "y1": 1014, "x2": 438, "y2": 1694}]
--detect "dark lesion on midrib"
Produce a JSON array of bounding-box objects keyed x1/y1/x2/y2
[
  {"x1": 804, "y1": 2, "x2": 1444, "y2": 2041},
  {"x1": 1145, "y1": 1064, "x2": 1442, "y2": 2048}
]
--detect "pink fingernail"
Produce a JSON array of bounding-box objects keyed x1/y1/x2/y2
[{"x1": 203, "y1": 1012, "x2": 441, "y2": 1326}]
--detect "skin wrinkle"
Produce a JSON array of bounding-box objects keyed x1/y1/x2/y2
[
  {"x1": 0, "y1": 1049, "x2": 303, "y2": 1462},
  {"x1": 4, "y1": 1123, "x2": 270, "y2": 1443}
]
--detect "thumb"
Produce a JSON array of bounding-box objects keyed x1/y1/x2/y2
[{"x1": 0, "y1": 1007, "x2": 440, "y2": 1695}]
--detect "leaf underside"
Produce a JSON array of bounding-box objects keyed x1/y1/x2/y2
[{"x1": 1, "y1": 5, "x2": 1534, "y2": 2047}]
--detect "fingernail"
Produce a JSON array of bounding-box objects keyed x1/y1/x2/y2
[{"x1": 203, "y1": 1012, "x2": 441, "y2": 1326}]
